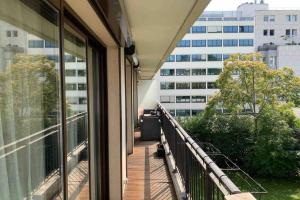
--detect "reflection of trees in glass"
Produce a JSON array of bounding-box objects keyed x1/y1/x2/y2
[{"x1": 0, "y1": 54, "x2": 59, "y2": 143}]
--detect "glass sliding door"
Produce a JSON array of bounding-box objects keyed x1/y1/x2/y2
[
  {"x1": 0, "y1": 0, "x2": 63, "y2": 199},
  {"x1": 64, "y1": 24, "x2": 90, "y2": 199}
]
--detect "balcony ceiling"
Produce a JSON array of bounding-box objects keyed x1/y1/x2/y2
[{"x1": 119, "y1": 0, "x2": 210, "y2": 80}]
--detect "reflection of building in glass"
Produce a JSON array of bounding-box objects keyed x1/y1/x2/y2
[{"x1": 0, "y1": 23, "x2": 87, "y2": 113}]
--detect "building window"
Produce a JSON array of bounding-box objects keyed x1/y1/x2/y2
[
  {"x1": 269, "y1": 56, "x2": 276, "y2": 68},
  {"x1": 176, "y1": 69, "x2": 190, "y2": 76},
  {"x1": 207, "y1": 40, "x2": 222, "y2": 47},
  {"x1": 6, "y1": 30, "x2": 11, "y2": 37},
  {"x1": 192, "y1": 54, "x2": 206, "y2": 62},
  {"x1": 28, "y1": 40, "x2": 44, "y2": 48},
  {"x1": 287, "y1": 15, "x2": 298, "y2": 22},
  {"x1": 78, "y1": 83, "x2": 87, "y2": 91},
  {"x1": 176, "y1": 82, "x2": 190, "y2": 89},
  {"x1": 192, "y1": 110, "x2": 203, "y2": 116},
  {"x1": 160, "y1": 96, "x2": 175, "y2": 103},
  {"x1": 160, "y1": 82, "x2": 175, "y2": 90},
  {"x1": 239, "y1": 39, "x2": 254, "y2": 46},
  {"x1": 270, "y1": 29, "x2": 275, "y2": 36},
  {"x1": 66, "y1": 83, "x2": 77, "y2": 90},
  {"x1": 65, "y1": 69, "x2": 77, "y2": 76},
  {"x1": 192, "y1": 69, "x2": 206, "y2": 75},
  {"x1": 292, "y1": 29, "x2": 298, "y2": 36},
  {"x1": 176, "y1": 55, "x2": 190, "y2": 62},
  {"x1": 46, "y1": 55, "x2": 59, "y2": 62},
  {"x1": 45, "y1": 40, "x2": 58, "y2": 48},
  {"x1": 208, "y1": 54, "x2": 222, "y2": 61},
  {"x1": 161, "y1": 69, "x2": 175, "y2": 76},
  {"x1": 6, "y1": 30, "x2": 18, "y2": 37},
  {"x1": 239, "y1": 26, "x2": 254, "y2": 33},
  {"x1": 286, "y1": 29, "x2": 291, "y2": 36},
  {"x1": 223, "y1": 26, "x2": 238, "y2": 33},
  {"x1": 191, "y1": 82, "x2": 206, "y2": 89},
  {"x1": 166, "y1": 55, "x2": 175, "y2": 62},
  {"x1": 192, "y1": 96, "x2": 206, "y2": 103},
  {"x1": 192, "y1": 26, "x2": 206, "y2": 33},
  {"x1": 264, "y1": 15, "x2": 275, "y2": 22},
  {"x1": 192, "y1": 40, "x2": 206, "y2": 47},
  {"x1": 207, "y1": 68, "x2": 222, "y2": 75},
  {"x1": 176, "y1": 96, "x2": 190, "y2": 103},
  {"x1": 176, "y1": 109, "x2": 191, "y2": 117},
  {"x1": 223, "y1": 54, "x2": 231, "y2": 61},
  {"x1": 207, "y1": 82, "x2": 218, "y2": 89},
  {"x1": 223, "y1": 39, "x2": 238, "y2": 47},
  {"x1": 64, "y1": 54, "x2": 76, "y2": 62},
  {"x1": 77, "y1": 70, "x2": 86, "y2": 77},
  {"x1": 79, "y1": 97, "x2": 87, "y2": 105},
  {"x1": 176, "y1": 40, "x2": 190, "y2": 47},
  {"x1": 263, "y1": 29, "x2": 268, "y2": 36},
  {"x1": 207, "y1": 26, "x2": 222, "y2": 33}
]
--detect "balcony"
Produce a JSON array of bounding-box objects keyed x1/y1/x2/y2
[{"x1": 123, "y1": 104, "x2": 265, "y2": 200}]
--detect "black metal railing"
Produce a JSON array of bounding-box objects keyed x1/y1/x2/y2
[
  {"x1": 0, "y1": 112, "x2": 88, "y2": 197},
  {"x1": 158, "y1": 103, "x2": 249, "y2": 200}
]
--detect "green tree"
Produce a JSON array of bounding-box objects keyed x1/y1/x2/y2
[{"x1": 211, "y1": 53, "x2": 300, "y2": 137}]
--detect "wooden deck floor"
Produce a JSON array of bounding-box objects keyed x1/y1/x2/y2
[{"x1": 124, "y1": 134, "x2": 177, "y2": 200}]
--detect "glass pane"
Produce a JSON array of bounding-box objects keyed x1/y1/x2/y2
[
  {"x1": 64, "y1": 26, "x2": 89, "y2": 199},
  {"x1": 0, "y1": 0, "x2": 63, "y2": 199}
]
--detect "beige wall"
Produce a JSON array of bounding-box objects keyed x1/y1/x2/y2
[{"x1": 107, "y1": 47, "x2": 122, "y2": 200}]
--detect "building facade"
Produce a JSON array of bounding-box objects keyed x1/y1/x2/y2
[{"x1": 155, "y1": 2, "x2": 300, "y2": 116}]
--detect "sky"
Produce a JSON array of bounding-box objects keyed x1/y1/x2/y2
[{"x1": 205, "y1": 0, "x2": 300, "y2": 11}]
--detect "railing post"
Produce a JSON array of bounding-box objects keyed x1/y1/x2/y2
[{"x1": 205, "y1": 168, "x2": 213, "y2": 200}]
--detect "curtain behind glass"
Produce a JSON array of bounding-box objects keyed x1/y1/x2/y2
[{"x1": 0, "y1": 0, "x2": 62, "y2": 199}]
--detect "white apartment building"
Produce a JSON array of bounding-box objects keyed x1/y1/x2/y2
[
  {"x1": 255, "y1": 10, "x2": 300, "y2": 75},
  {"x1": 151, "y1": 1, "x2": 300, "y2": 117},
  {"x1": 156, "y1": 4, "x2": 259, "y2": 117}
]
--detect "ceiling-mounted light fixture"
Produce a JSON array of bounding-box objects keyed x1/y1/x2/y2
[{"x1": 125, "y1": 44, "x2": 139, "y2": 67}]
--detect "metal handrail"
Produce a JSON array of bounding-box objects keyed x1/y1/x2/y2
[{"x1": 158, "y1": 103, "x2": 241, "y2": 195}]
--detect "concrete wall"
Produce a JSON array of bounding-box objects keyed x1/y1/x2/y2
[
  {"x1": 277, "y1": 45, "x2": 300, "y2": 76},
  {"x1": 138, "y1": 78, "x2": 159, "y2": 110}
]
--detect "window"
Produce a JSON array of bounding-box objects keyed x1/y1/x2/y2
[
  {"x1": 0, "y1": 2, "x2": 63, "y2": 199},
  {"x1": 192, "y1": 40, "x2": 206, "y2": 47},
  {"x1": 263, "y1": 29, "x2": 268, "y2": 36},
  {"x1": 223, "y1": 39, "x2": 238, "y2": 47},
  {"x1": 286, "y1": 29, "x2": 291, "y2": 36},
  {"x1": 292, "y1": 29, "x2": 298, "y2": 36},
  {"x1": 223, "y1": 26, "x2": 238, "y2": 33},
  {"x1": 192, "y1": 26, "x2": 206, "y2": 33},
  {"x1": 192, "y1": 96, "x2": 206, "y2": 103},
  {"x1": 45, "y1": 40, "x2": 58, "y2": 48},
  {"x1": 223, "y1": 54, "x2": 231, "y2": 61},
  {"x1": 191, "y1": 82, "x2": 206, "y2": 89},
  {"x1": 169, "y1": 109, "x2": 176, "y2": 116},
  {"x1": 6, "y1": 30, "x2": 11, "y2": 37},
  {"x1": 176, "y1": 40, "x2": 190, "y2": 47},
  {"x1": 287, "y1": 15, "x2": 298, "y2": 22},
  {"x1": 192, "y1": 54, "x2": 206, "y2": 62},
  {"x1": 239, "y1": 39, "x2": 253, "y2": 46},
  {"x1": 77, "y1": 70, "x2": 86, "y2": 76},
  {"x1": 207, "y1": 82, "x2": 218, "y2": 89},
  {"x1": 176, "y1": 96, "x2": 190, "y2": 103},
  {"x1": 160, "y1": 96, "x2": 175, "y2": 103},
  {"x1": 79, "y1": 97, "x2": 87, "y2": 105},
  {"x1": 239, "y1": 26, "x2": 254, "y2": 33},
  {"x1": 176, "y1": 55, "x2": 190, "y2": 62},
  {"x1": 208, "y1": 54, "x2": 222, "y2": 61},
  {"x1": 192, "y1": 69, "x2": 206, "y2": 75},
  {"x1": 78, "y1": 83, "x2": 87, "y2": 90},
  {"x1": 161, "y1": 69, "x2": 175, "y2": 76},
  {"x1": 160, "y1": 82, "x2": 175, "y2": 90},
  {"x1": 269, "y1": 56, "x2": 276, "y2": 68},
  {"x1": 192, "y1": 110, "x2": 203, "y2": 116},
  {"x1": 47, "y1": 55, "x2": 59, "y2": 62},
  {"x1": 207, "y1": 68, "x2": 222, "y2": 75},
  {"x1": 66, "y1": 83, "x2": 77, "y2": 90},
  {"x1": 166, "y1": 55, "x2": 175, "y2": 62},
  {"x1": 264, "y1": 15, "x2": 275, "y2": 22},
  {"x1": 28, "y1": 40, "x2": 44, "y2": 48},
  {"x1": 176, "y1": 69, "x2": 190, "y2": 76},
  {"x1": 65, "y1": 69, "x2": 77, "y2": 76},
  {"x1": 176, "y1": 82, "x2": 190, "y2": 89},
  {"x1": 176, "y1": 109, "x2": 191, "y2": 117},
  {"x1": 207, "y1": 26, "x2": 222, "y2": 33},
  {"x1": 207, "y1": 40, "x2": 222, "y2": 47},
  {"x1": 64, "y1": 54, "x2": 76, "y2": 62},
  {"x1": 270, "y1": 29, "x2": 275, "y2": 36}
]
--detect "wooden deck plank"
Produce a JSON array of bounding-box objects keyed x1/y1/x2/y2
[{"x1": 124, "y1": 133, "x2": 177, "y2": 200}]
